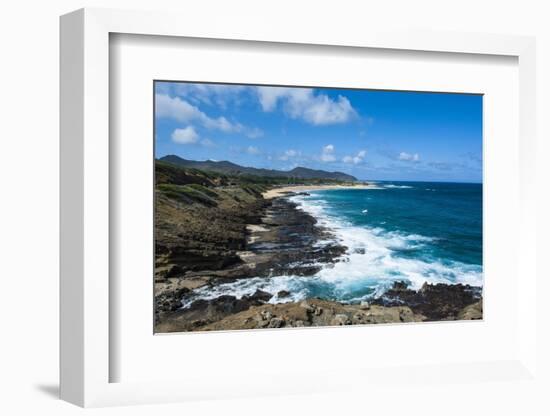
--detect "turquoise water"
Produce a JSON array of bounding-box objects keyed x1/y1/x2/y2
[
  {"x1": 182, "y1": 182, "x2": 483, "y2": 306},
  {"x1": 310, "y1": 182, "x2": 482, "y2": 266}
]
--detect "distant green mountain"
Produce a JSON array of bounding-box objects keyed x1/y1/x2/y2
[{"x1": 159, "y1": 155, "x2": 357, "y2": 182}]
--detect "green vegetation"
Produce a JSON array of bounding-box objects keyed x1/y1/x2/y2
[
  {"x1": 156, "y1": 161, "x2": 221, "y2": 187},
  {"x1": 155, "y1": 159, "x2": 353, "y2": 207},
  {"x1": 157, "y1": 183, "x2": 218, "y2": 207},
  {"x1": 241, "y1": 183, "x2": 269, "y2": 197},
  {"x1": 186, "y1": 183, "x2": 219, "y2": 198}
]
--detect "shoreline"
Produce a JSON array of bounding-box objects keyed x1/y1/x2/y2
[
  {"x1": 262, "y1": 183, "x2": 382, "y2": 199},
  {"x1": 154, "y1": 161, "x2": 483, "y2": 332},
  {"x1": 155, "y1": 190, "x2": 483, "y2": 332},
  {"x1": 155, "y1": 195, "x2": 348, "y2": 330}
]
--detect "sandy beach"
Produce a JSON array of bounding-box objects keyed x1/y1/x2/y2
[{"x1": 262, "y1": 183, "x2": 382, "y2": 199}]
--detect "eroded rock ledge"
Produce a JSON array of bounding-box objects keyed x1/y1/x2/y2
[
  {"x1": 155, "y1": 281, "x2": 482, "y2": 333},
  {"x1": 155, "y1": 195, "x2": 346, "y2": 325}
]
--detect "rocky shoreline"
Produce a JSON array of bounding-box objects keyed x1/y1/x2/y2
[
  {"x1": 155, "y1": 184, "x2": 482, "y2": 333},
  {"x1": 156, "y1": 280, "x2": 482, "y2": 332},
  {"x1": 155, "y1": 192, "x2": 348, "y2": 329}
]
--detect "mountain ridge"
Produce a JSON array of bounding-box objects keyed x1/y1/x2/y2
[{"x1": 159, "y1": 155, "x2": 357, "y2": 181}]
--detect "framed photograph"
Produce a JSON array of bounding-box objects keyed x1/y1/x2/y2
[
  {"x1": 153, "y1": 81, "x2": 484, "y2": 334},
  {"x1": 60, "y1": 8, "x2": 539, "y2": 408}
]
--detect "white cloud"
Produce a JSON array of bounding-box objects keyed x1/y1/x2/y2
[
  {"x1": 172, "y1": 83, "x2": 248, "y2": 108},
  {"x1": 200, "y1": 138, "x2": 216, "y2": 147},
  {"x1": 246, "y1": 127, "x2": 264, "y2": 139},
  {"x1": 171, "y1": 126, "x2": 199, "y2": 144},
  {"x1": 279, "y1": 149, "x2": 300, "y2": 161},
  {"x1": 201, "y1": 115, "x2": 235, "y2": 132},
  {"x1": 256, "y1": 86, "x2": 290, "y2": 111},
  {"x1": 246, "y1": 146, "x2": 260, "y2": 155},
  {"x1": 156, "y1": 93, "x2": 262, "y2": 138},
  {"x1": 398, "y1": 152, "x2": 420, "y2": 162},
  {"x1": 342, "y1": 149, "x2": 367, "y2": 164},
  {"x1": 156, "y1": 93, "x2": 204, "y2": 122},
  {"x1": 320, "y1": 144, "x2": 336, "y2": 162},
  {"x1": 256, "y1": 87, "x2": 357, "y2": 126}
]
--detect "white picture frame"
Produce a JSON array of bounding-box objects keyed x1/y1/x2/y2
[{"x1": 60, "y1": 7, "x2": 539, "y2": 408}]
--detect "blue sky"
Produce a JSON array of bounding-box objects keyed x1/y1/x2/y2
[{"x1": 155, "y1": 81, "x2": 482, "y2": 182}]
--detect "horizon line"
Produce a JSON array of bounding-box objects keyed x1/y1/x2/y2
[{"x1": 157, "y1": 154, "x2": 482, "y2": 185}]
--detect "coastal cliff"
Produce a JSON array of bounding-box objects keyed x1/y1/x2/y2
[{"x1": 154, "y1": 160, "x2": 482, "y2": 333}]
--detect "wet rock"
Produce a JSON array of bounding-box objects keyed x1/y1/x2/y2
[
  {"x1": 287, "y1": 265, "x2": 323, "y2": 276},
  {"x1": 242, "y1": 198, "x2": 347, "y2": 278},
  {"x1": 277, "y1": 290, "x2": 291, "y2": 298},
  {"x1": 392, "y1": 281, "x2": 409, "y2": 291},
  {"x1": 243, "y1": 289, "x2": 273, "y2": 303}
]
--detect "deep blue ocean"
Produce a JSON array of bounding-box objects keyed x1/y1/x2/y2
[
  {"x1": 312, "y1": 182, "x2": 482, "y2": 266},
  {"x1": 182, "y1": 182, "x2": 483, "y2": 306}
]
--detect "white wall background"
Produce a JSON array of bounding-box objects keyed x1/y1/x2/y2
[{"x1": 0, "y1": 0, "x2": 548, "y2": 414}]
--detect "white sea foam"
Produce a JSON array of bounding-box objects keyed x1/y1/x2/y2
[
  {"x1": 287, "y1": 195, "x2": 483, "y2": 299},
  {"x1": 384, "y1": 184, "x2": 413, "y2": 189},
  {"x1": 180, "y1": 275, "x2": 311, "y2": 308}
]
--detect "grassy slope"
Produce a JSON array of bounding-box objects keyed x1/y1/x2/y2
[
  {"x1": 155, "y1": 161, "x2": 274, "y2": 280},
  {"x1": 154, "y1": 160, "x2": 354, "y2": 278}
]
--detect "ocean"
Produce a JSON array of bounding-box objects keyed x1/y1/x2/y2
[{"x1": 181, "y1": 181, "x2": 483, "y2": 307}]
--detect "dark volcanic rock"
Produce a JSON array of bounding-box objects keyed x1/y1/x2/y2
[
  {"x1": 391, "y1": 281, "x2": 409, "y2": 291},
  {"x1": 154, "y1": 286, "x2": 191, "y2": 322},
  {"x1": 155, "y1": 182, "x2": 271, "y2": 283},
  {"x1": 161, "y1": 250, "x2": 243, "y2": 276},
  {"x1": 155, "y1": 182, "x2": 350, "y2": 331},
  {"x1": 156, "y1": 290, "x2": 276, "y2": 331},
  {"x1": 244, "y1": 198, "x2": 347, "y2": 278},
  {"x1": 373, "y1": 281, "x2": 482, "y2": 321},
  {"x1": 188, "y1": 295, "x2": 251, "y2": 315},
  {"x1": 158, "y1": 295, "x2": 254, "y2": 330},
  {"x1": 243, "y1": 289, "x2": 273, "y2": 303}
]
